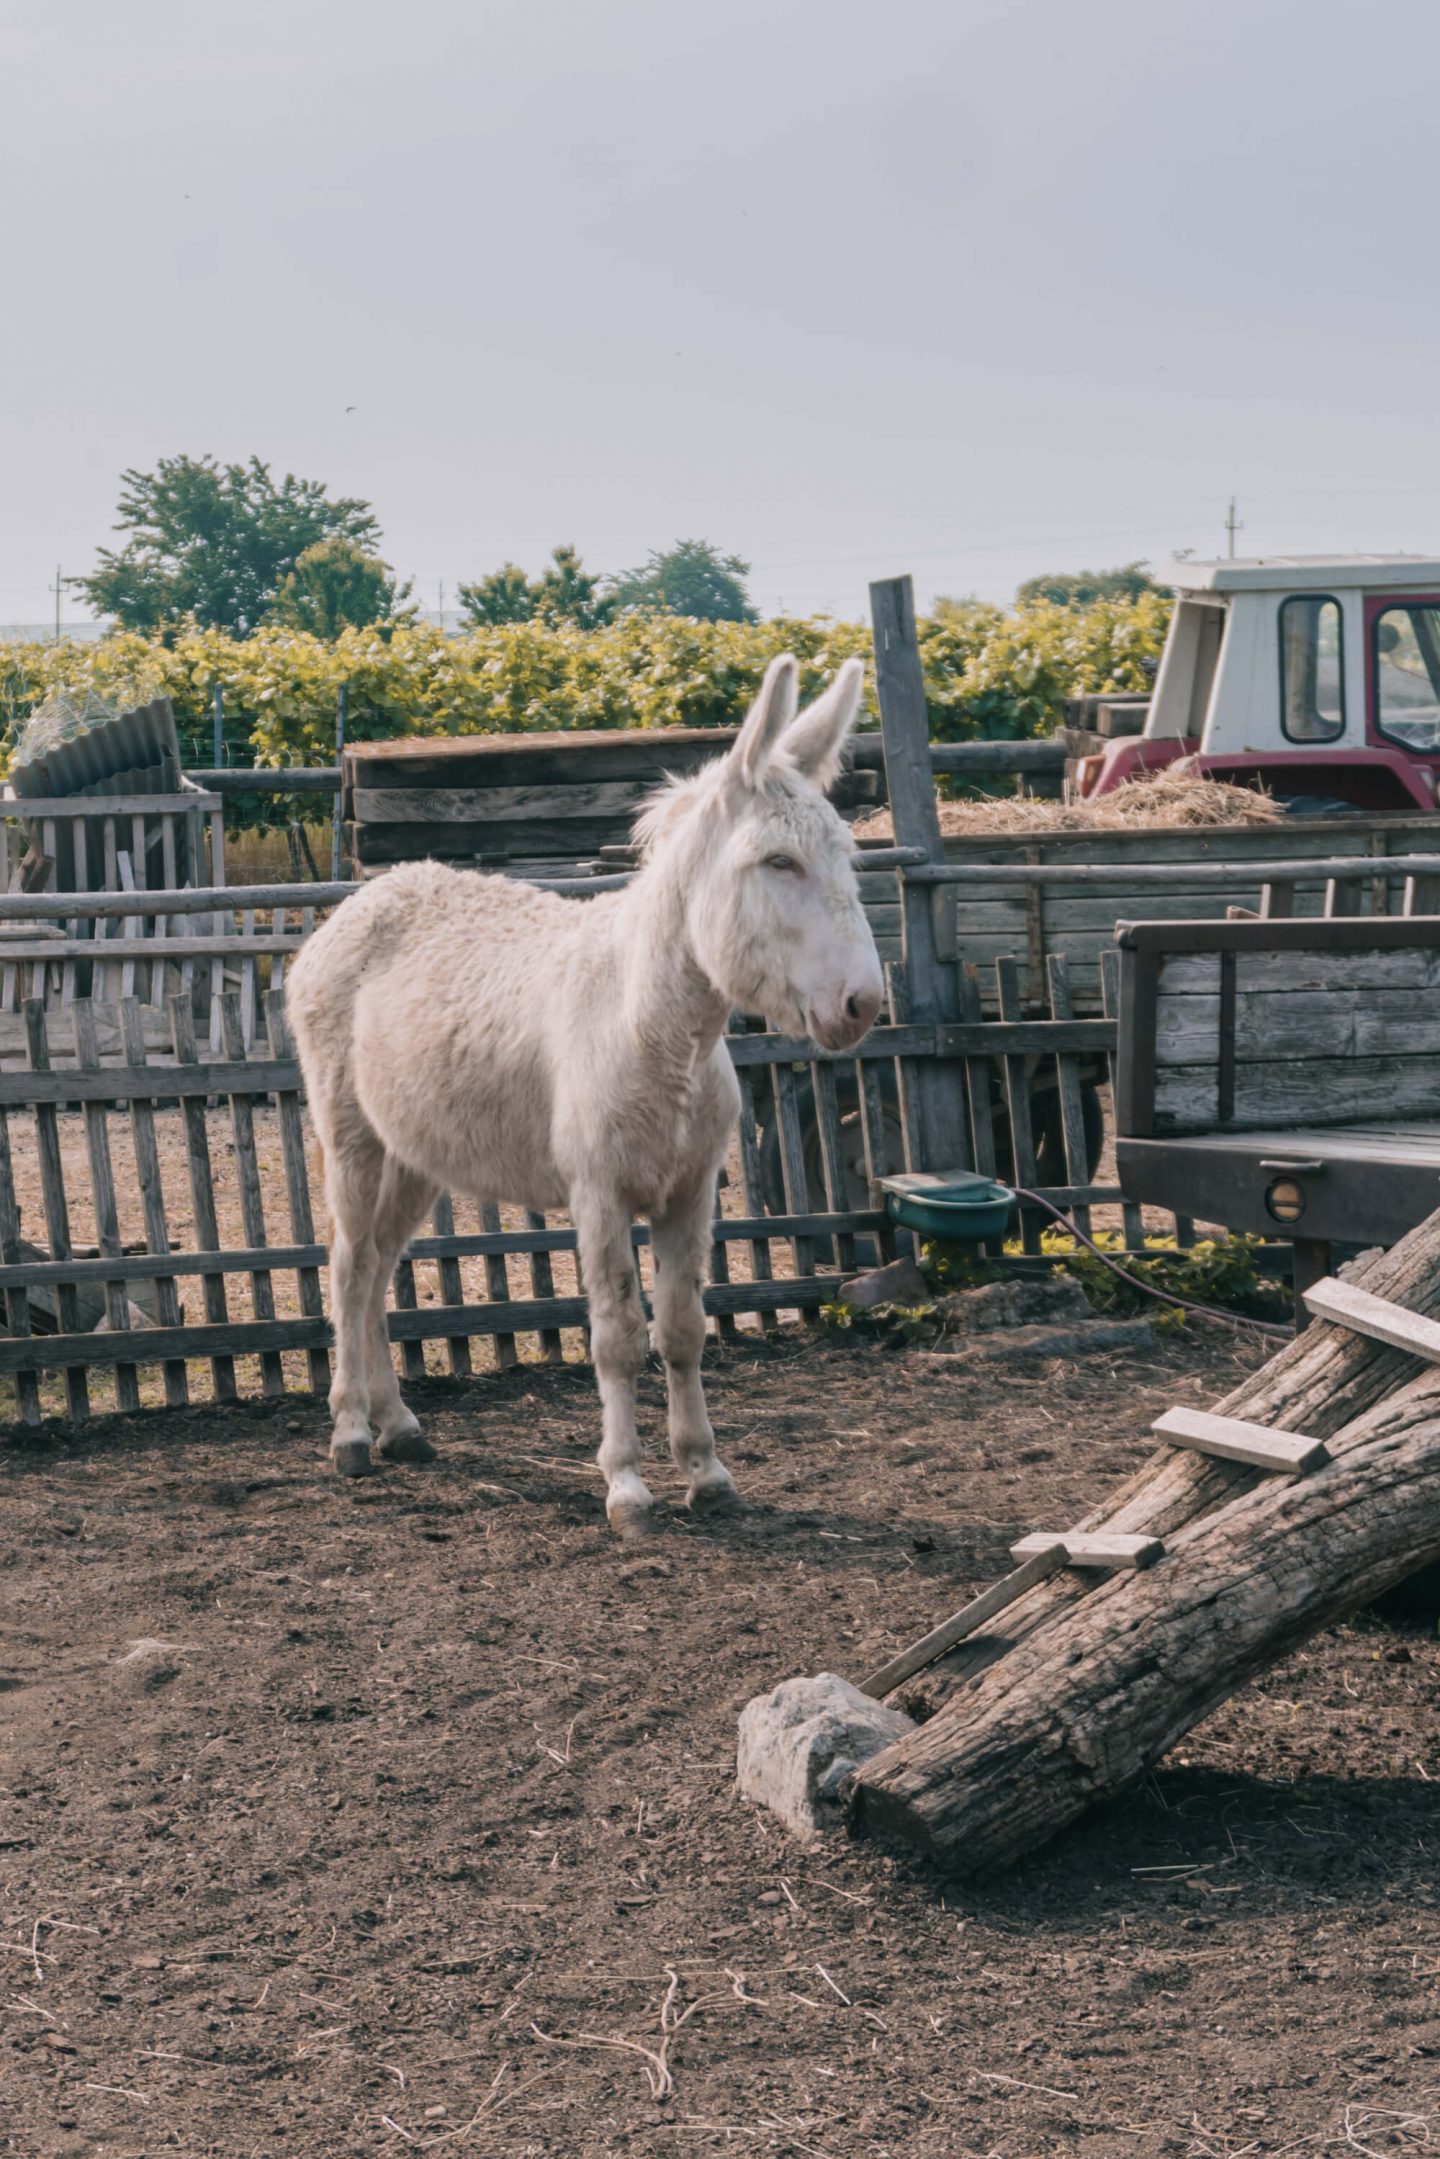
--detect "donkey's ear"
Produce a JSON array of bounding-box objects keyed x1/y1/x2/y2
[
  {"x1": 730, "y1": 655, "x2": 799, "y2": 788},
  {"x1": 782, "y1": 657, "x2": 865, "y2": 791}
]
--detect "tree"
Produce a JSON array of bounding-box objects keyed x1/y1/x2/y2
[
  {"x1": 1016, "y1": 561, "x2": 1168, "y2": 609},
  {"x1": 72, "y1": 454, "x2": 383, "y2": 635},
  {"x1": 608, "y1": 539, "x2": 757, "y2": 623},
  {"x1": 535, "y1": 544, "x2": 615, "y2": 629},
  {"x1": 457, "y1": 545, "x2": 614, "y2": 630},
  {"x1": 270, "y1": 537, "x2": 413, "y2": 639},
  {"x1": 457, "y1": 562, "x2": 537, "y2": 626}
]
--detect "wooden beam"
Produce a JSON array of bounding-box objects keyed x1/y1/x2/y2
[
  {"x1": 1012, "y1": 1530, "x2": 1165, "y2": 1570},
  {"x1": 1152, "y1": 1406, "x2": 1328, "y2": 1474},
  {"x1": 860, "y1": 1545, "x2": 1068, "y2": 1700},
  {"x1": 1302, "y1": 1276, "x2": 1440, "y2": 1362}
]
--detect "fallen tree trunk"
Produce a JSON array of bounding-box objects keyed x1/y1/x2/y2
[
  {"x1": 898, "y1": 1212, "x2": 1440, "y2": 1721},
  {"x1": 849, "y1": 1213, "x2": 1440, "y2": 1871}
]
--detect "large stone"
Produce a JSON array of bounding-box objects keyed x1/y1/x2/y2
[
  {"x1": 936, "y1": 1274, "x2": 1093, "y2": 1332},
  {"x1": 921, "y1": 1317, "x2": 1154, "y2": 1363},
  {"x1": 736, "y1": 1673, "x2": 916, "y2": 1842},
  {"x1": 837, "y1": 1254, "x2": 930, "y2": 1312}
]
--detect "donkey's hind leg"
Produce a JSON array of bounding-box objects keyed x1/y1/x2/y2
[
  {"x1": 651, "y1": 1173, "x2": 738, "y2": 1515},
  {"x1": 366, "y1": 1158, "x2": 440, "y2": 1463},
  {"x1": 322, "y1": 1112, "x2": 388, "y2": 1477}
]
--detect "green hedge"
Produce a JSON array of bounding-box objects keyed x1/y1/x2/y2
[{"x1": 0, "y1": 595, "x2": 1171, "y2": 774}]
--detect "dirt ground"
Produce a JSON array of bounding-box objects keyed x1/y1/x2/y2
[{"x1": 2, "y1": 1326, "x2": 1438, "y2": 2159}]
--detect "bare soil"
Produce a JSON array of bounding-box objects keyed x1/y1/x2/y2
[{"x1": 2, "y1": 1327, "x2": 1438, "y2": 2158}]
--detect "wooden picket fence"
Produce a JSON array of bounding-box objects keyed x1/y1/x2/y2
[{"x1": 13, "y1": 575, "x2": 1440, "y2": 1423}]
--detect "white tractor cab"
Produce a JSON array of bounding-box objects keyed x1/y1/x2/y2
[{"x1": 1074, "y1": 555, "x2": 1440, "y2": 812}]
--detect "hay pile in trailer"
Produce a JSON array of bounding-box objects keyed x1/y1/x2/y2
[
  {"x1": 739, "y1": 1211, "x2": 1440, "y2": 1870},
  {"x1": 854, "y1": 768, "x2": 1284, "y2": 839}
]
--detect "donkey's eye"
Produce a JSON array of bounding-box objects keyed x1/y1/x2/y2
[{"x1": 764, "y1": 852, "x2": 802, "y2": 874}]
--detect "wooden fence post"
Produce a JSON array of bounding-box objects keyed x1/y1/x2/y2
[{"x1": 869, "y1": 576, "x2": 970, "y2": 1174}]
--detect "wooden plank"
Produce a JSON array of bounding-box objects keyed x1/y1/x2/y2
[
  {"x1": 771, "y1": 1062, "x2": 817, "y2": 1287},
  {"x1": 479, "y1": 1200, "x2": 519, "y2": 1369},
  {"x1": 219, "y1": 995, "x2": 285, "y2": 1394},
  {"x1": 1302, "y1": 1277, "x2": 1440, "y2": 1362},
  {"x1": 1152, "y1": 1406, "x2": 1328, "y2": 1473},
  {"x1": 429, "y1": 1193, "x2": 473, "y2": 1377},
  {"x1": 812, "y1": 1059, "x2": 857, "y2": 1276},
  {"x1": 0, "y1": 1061, "x2": 303, "y2": 1108},
  {"x1": 23, "y1": 1000, "x2": 88, "y2": 1421},
  {"x1": 264, "y1": 989, "x2": 330, "y2": 1394},
  {"x1": 996, "y1": 958, "x2": 1040, "y2": 1251},
  {"x1": 1153, "y1": 987, "x2": 1440, "y2": 1066},
  {"x1": 524, "y1": 1211, "x2": 565, "y2": 1363},
  {"x1": 1012, "y1": 1530, "x2": 1165, "y2": 1570},
  {"x1": 119, "y1": 1000, "x2": 187, "y2": 1409},
  {"x1": 169, "y1": 994, "x2": 237, "y2": 1401},
  {"x1": 957, "y1": 963, "x2": 999, "y2": 1181},
  {"x1": 72, "y1": 1001, "x2": 142, "y2": 1412},
  {"x1": 351, "y1": 780, "x2": 650, "y2": 824},
  {"x1": 0, "y1": 791, "x2": 223, "y2": 819},
  {"x1": 0, "y1": 1272, "x2": 852, "y2": 1379},
  {"x1": 860, "y1": 1545, "x2": 1068, "y2": 1699},
  {"x1": 730, "y1": 1027, "x2": 776, "y2": 1306},
  {"x1": 870, "y1": 574, "x2": 968, "y2": 1173},
  {"x1": 0, "y1": 1100, "x2": 42, "y2": 1424},
  {"x1": 1046, "y1": 954, "x2": 1092, "y2": 1238},
  {"x1": 1153, "y1": 1055, "x2": 1440, "y2": 1135}
]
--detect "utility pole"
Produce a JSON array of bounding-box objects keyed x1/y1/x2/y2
[
  {"x1": 1225, "y1": 498, "x2": 1242, "y2": 559},
  {"x1": 53, "y1": 564, "x2": 62, "y2": 641},
  {"x1": 438, "y1": 579, "x2": 445, "y2": 632}
]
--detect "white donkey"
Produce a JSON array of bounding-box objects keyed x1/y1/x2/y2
[{"x1": 286, "y1": 655, "x2": 883, "y2": 1534}]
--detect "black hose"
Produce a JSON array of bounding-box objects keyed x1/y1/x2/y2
[{"x1": 1010, "y1": 1187, "x2": 1293, "y2": 1343}]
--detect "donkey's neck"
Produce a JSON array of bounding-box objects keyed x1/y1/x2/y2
[{"x1": 614, "y1": 853, "x2": 730, "y2": 1083}]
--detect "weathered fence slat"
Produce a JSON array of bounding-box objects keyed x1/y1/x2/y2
[
  {"x1": 0, "y1": 1101, "x2": 41, "y2": 1424},
  {"x1": 430, "y1": 1194, "x2": 473, "y2": 1378},
  {"x1": 23, "y1": 998, "x2": 89, "y2": 1421},
  {"x1": 264, "y1": 990, "x2": 331, "y2": 1394},
  {"x1": 170, "y1": 994, "x2": 238, "y2": 1402},
  {"x1": 120, "y1": 998, "x2": 188, "y2": 1408},
  {"x1": 219, "y1": 994, "x2": 284, "y2": 1394},
  {"x1": 72, "y1": 1001, "x2": 142, "y2": 1412}
]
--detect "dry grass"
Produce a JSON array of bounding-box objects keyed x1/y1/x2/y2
[{"x1": 855, "y1": 769, "x2": 1284, "y2": 840}]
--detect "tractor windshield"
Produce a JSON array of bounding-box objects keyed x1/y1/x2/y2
[{"x1": 1375, "y1": 603, "x2": 1440, "y2": 750}]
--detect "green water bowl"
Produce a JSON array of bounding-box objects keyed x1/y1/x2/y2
[{"x1": 881, "y1": 1171, "x2": 1016, "y2": 1244}]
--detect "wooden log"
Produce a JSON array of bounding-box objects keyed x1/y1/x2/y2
[
  {"x1": 896, "y1": 1198, "x2": 1440, "y2": 1719},
  {"x1": 852, "y1": 1358, "x2": 1440, "y2": 1870},
  {"x1": 848, "y1": 1209, "x2": 1440, "y2": 1870}
]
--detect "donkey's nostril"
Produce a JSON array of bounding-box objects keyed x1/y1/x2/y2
[{"x1": 845, "y1": 992, "x2": 862, "y2": 1021}]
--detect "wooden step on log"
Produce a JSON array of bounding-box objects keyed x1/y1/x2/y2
[
  {"x1": 1303, "y1": 1277, "x2": 1440, "y2": 1363},
  {"x1": 1152, "y1": 1406, "x2": 1329, "y2": 1474},
  {"x1": 859, "y1": 1544, "x2": 1068, "y2": 1700},
  {"x1": 1012, "y1": 1530, "x2": 1164, "y2": 1571}
]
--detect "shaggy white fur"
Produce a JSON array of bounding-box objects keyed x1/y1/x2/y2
[{"x1": 286, "y1": 655, "x2": 883, "y2": 1532}]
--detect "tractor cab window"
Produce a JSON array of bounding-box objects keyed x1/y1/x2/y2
[
  {"x1": 1375, "y1": 603, "x2": 1440, "y2": 751},
  {"x1": 1279, "y1": 596, "x2": 1345, "y2": 742}
]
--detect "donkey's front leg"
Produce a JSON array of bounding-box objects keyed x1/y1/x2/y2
[
  {"x1": 651, "y1": 1176, "x2": 737, "y2": 1516},
  {"x1": 573, "y1": 1189, "x2": 654, "y2": 1537}
]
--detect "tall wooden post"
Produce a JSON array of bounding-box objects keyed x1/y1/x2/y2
[{"x1": 869, "y1": 576, "x2": 970, "y2": 1174}]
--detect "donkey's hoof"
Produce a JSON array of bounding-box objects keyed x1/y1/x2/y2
[
  {"x1": 608, "y1": 1500, "x2": 654, "y2": 1542},
  {"x1": 688, "y1": 1472, "x2": 741, "y2": 1517},
  {"x1": 331, "y1": 1439, "x2": 375, "y2": 1479},
  {"x1": 376, "y1": 1426, "x2": 436, "y2": 1465}
]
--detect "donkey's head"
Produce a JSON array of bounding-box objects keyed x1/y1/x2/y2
[{"x1": 638, "y1": 656, "x2": 885, "y2": 1051}]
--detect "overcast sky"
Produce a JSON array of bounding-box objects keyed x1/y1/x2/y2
[{"x1": 6, "y1": 0, "x2": 1440, "y2": 626}]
